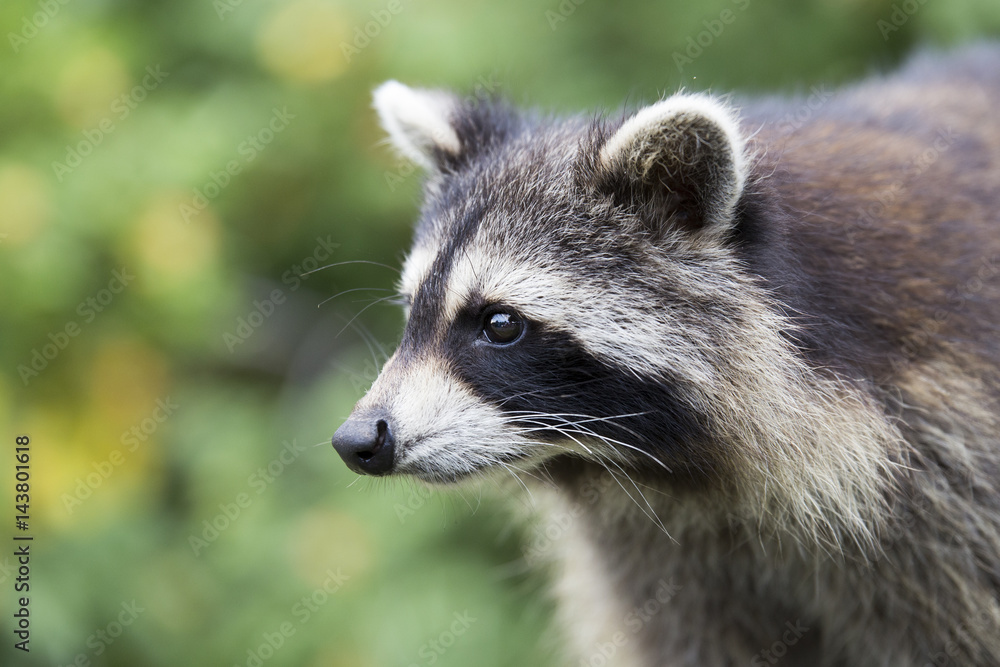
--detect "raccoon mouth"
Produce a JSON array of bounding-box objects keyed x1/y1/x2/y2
[{"x1": 397, "y1": 448, "x2": 539, "y2": 485}]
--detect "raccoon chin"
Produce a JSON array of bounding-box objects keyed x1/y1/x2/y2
[{"x1": 394, "y1": 446, "x2": 559, "y2": 487}]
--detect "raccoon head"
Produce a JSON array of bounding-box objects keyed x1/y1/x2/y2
[{"x1": 332, "y1": 80, "x2": 754, "y2": 485}]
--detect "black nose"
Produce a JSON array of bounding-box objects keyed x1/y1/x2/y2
[{"x1": 332, "y1": 418, "x2": 396, "y2": 476}]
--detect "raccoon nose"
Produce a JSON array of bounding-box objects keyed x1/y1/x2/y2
[{"x1": 332, "y1": 417, "x2": 396, "y2": 476}]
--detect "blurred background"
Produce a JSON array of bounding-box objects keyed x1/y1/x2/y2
[{"x1": 1, "y1": 0, "x2": 998, "y2": 665}]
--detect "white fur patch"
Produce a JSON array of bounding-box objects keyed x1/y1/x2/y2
[
  {"x1": 356, "y1": 354, "x2": 573, "y2": 482},
  {"x1": 373, "y1": 80, "x2": 462, "y2": 169},
  {"x1": 541, "y1": 489, "x2": 649, "y2": 667},
  {"x1": 399, "y1": 242, "x2": 438, "y2": 302}
]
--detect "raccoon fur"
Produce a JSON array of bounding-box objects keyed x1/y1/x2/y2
[{"x1": 332, "y1": 44, "x2": 1000, "y2": 666}]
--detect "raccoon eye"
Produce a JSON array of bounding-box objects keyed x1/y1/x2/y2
[{"x1": 482, "y1": 311, "x2": 524, "y2": 345}]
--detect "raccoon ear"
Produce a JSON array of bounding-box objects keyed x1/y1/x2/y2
[
  {"x1": 372, "y1": 80, "x2": 462, "y2": 170},
  {"x1": 597, "y1": 93, "x2": 747, "y2": 232}
]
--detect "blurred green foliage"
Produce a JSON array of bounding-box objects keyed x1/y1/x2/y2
[{"x1": 0, "y1": 0, "x2": 998, "y2": 665}]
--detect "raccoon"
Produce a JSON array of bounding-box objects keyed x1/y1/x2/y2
[{"x1": 332, "y1": 44, "x2": 1000, "y2": 666}]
